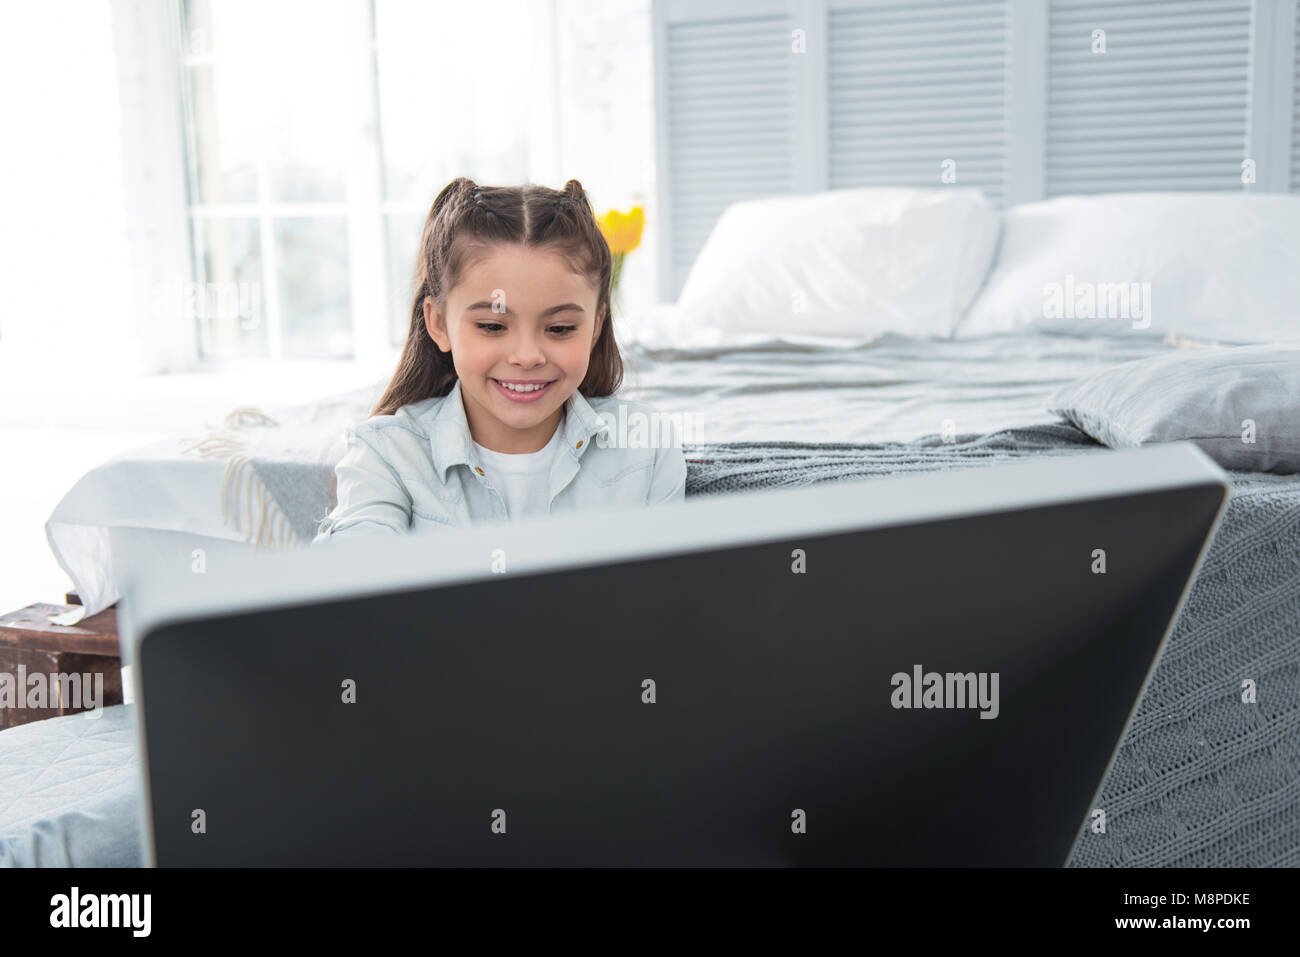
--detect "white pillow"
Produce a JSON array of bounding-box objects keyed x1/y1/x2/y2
[
  {"x1": 675, "y1": 187, "x2": 1000, "y2": 341},
  {"x1": 959, "y1": 192, "x2": 1300, "y2": 342}
]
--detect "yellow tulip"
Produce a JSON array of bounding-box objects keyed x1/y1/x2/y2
[
  {"x1": 597, "y1": 206, "x2": 645, "y2": 304},
  {"x1": 597, "y1": 206, "x2": 645, "y2": 256}
]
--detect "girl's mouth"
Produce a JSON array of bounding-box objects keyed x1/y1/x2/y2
[{"x1": 490, "y1": 377, "x2": 555, "y2": 402}]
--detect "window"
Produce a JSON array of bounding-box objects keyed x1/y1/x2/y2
[
  {"x1": 178, "y1": 0, "x2": 546, "y2": 363},
  {"x1": 180, "y1": 0, "x2": 365, "y2": 360}
]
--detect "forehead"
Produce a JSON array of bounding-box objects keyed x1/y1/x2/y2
[{"x1": 451, "y1": 244, "x2": 595, "y2": 306}]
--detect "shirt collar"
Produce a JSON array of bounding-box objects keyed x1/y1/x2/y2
[{"x1": 424, "y1": 378, "x2": 611, "y2": 483}]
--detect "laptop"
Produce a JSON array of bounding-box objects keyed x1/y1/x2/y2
[{"x1": 120, "y1": 442, "x2": 1229, "y2": 866}]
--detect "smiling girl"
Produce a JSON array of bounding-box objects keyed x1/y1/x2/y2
[{"x1": 313, "y1": 177, "x2": 686, "y2": 542}]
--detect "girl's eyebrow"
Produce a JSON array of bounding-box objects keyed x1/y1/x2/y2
[{"x1": 464, "y1": 301, "x2": 585, "y2": 317}]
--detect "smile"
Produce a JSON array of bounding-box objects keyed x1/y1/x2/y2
[{"x1": 491, "y1": 378, "x2": 555, "y2": 402}]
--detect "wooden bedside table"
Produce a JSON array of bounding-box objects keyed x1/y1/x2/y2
[{"x1": 0, "y1": 601, "x2": 124, "y2": 729}]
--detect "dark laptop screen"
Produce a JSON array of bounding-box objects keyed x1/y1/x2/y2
[{"x1": 138, "y1": 482, "x2": 1224, "y2": 866}]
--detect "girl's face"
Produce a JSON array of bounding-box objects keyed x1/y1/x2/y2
[{"x1": 424, "y1": 243, "x2": 605, "y2": 454}]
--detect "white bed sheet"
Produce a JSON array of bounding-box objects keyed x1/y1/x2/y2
[{"x1": 617, "y1": 331, "x2": 1179, "y2": 444}]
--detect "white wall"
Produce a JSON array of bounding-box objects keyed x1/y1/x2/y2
[{"x1": 0, "y1": 1, "x2": 141, "y2": 379}]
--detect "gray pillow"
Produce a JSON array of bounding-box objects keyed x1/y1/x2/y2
[{"x1": 1046, "y1": 345, "x2": 1300, "y2": 474}]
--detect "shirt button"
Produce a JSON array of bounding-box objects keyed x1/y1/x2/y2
[
  {"x1": 474, "y1": 466, "x2": 485, "y2": 475},
  {"x1": 575, "y1": 440, "x2": 583, "y2": 449}
]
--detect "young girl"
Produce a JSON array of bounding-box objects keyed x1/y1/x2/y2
[{"x1": 313, "y1": 177, "x2": 686, "y2": 543}]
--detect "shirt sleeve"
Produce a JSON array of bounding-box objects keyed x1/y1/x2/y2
[
  {"x1": 312, "y1": 426, "x2": 413, "y2": 544},
  {"x1": 647, "y1": 440, "x2": 687, "y2": 506}
]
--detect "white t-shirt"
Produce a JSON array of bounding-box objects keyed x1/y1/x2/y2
[{"x1": 471, "y1": 421, "x2": 564, "y2": 519}]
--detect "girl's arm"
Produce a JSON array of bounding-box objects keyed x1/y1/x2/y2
[
  {"x1": 312, "y1": 426, "x2": 413, "y2": 543},
  {"x1": 647, "y1": 441, "x2": 687, "y2": 506}
]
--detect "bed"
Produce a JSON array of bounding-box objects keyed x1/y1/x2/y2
[{"x1": 7, "y1": 188, "x2": 1300, "y2": 866}]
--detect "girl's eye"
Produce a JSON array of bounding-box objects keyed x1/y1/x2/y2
[{"x1": 473, "y1": 322, "x2": 577, "y2": 335}]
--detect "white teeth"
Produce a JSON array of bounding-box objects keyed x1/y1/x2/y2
[{"x1": 498, "y1": 380, "x2": 547, "y2": 392}]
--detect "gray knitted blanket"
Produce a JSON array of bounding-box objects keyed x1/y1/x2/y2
[{"x1": 683, "y1": 422, "x2": 1300, "y2": 867}]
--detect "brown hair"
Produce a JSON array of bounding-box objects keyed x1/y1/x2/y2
[{"x1": 370, "y1": 177, "x2": 623, "y2": 418}]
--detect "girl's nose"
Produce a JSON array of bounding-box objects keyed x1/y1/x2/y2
[{"x1": 508, "y1": 329, "x2": 546, "y2": 366}]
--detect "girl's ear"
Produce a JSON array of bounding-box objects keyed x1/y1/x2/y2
[
  {"x1": 591, "y1": 301, "x2": 607, "y2": 348},
  {"x1": 423, "y1": 297, "x2": 452, "y2": 352}
]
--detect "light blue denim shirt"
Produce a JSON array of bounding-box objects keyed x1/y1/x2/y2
[{"x1": 313, "y1": 378, "x2": 687, "y2": 543}]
